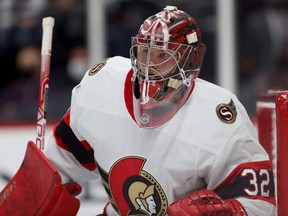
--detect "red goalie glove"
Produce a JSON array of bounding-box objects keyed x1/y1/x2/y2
[{"x1": 167, "y1": 189, "x2": 248, "y2": 216}]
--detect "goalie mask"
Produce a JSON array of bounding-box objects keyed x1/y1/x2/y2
[{"x1": 129, "y1": 6, "x2": 206, "y2": 128}]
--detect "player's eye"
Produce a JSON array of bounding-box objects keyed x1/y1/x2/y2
[
  {"x1": 142, "y1": 48, "x2": 148, "y2": 55},
  {"x1": 159, "y1": 52, "x2": 169, "y2": 58}
]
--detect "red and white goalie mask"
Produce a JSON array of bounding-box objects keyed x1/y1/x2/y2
[{"x1": 129, "y1": 6, "x2": 206, "y2": 128}]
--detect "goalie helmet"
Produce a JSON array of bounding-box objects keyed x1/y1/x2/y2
[{"x1": 129, "y1": 5, "x2": 206, "y2": 128}]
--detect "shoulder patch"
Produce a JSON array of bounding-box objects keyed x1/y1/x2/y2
[
  {"x1": 88, "y1": 58, "x2": 108, "y2": 76},
  {"x1": 216, "y1": 99, "x2": 237, "y2": 124}
]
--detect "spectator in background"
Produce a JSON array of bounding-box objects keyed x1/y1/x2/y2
[
  {"x1": 256, "y1": 40, "x2": 288, "y2": 92},
  {"x1": 0, "y1": 0, "x2": 87, "y2": 122},
  {"x1": 0, "y1": 0, "x2": 45, "y2": 88},
  {"x1": 0, "y1": 43, "x2": 85, "y2": 122},
  {"x1": 66, "y1": 45, "x2": 89, "y2": 84},
  {"x1": 0, "y1": 0, "x2": 46, "y2": 121},
  {"x1": 238, "y1": 0, "x2": 288, "y2": 116},
  {"x1": 39, "y1": 0, "x2": 88, "y2": 120},
  {"x1": 0, "y1": 44, "x2": 40, "y2": 121},
  {"x1": 41, "y1": 0, "x2": 87, "y2": 73}
]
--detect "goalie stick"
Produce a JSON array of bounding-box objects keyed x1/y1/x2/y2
[
  {"x1": 0, "y1": 17, "x2": 81, "y2": 215},
  {"x1": 36, "y1": 17, "x2": 54, "y2": 151}
]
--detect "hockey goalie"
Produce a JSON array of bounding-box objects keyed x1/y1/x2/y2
[{"x1": 0, "y1": 5, "x2": 275, "y2": 216}]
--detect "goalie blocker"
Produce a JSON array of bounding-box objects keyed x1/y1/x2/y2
[
  {"x1": 0, "y1": 141, "x2": 81, "y2": 215},
  {"x1": 167, "y1": 189, "x2": 247, "y2": 216}
]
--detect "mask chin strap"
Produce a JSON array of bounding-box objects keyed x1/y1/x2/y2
[
  {"x1": 140, "y1": 77, "x2": 151, "y2": 105},
  {"x1": 179, "y1": 68, "x2": 191, "y2": 87},
  {"x1": 140, "y1": 42, "x2": 155, "y2": 105}
]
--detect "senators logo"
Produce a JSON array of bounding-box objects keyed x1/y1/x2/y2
[
  {"x1": 98, "y1": 157, "x2": 168, "y2": 215},
  {"x1": 216, "y1": 99, "x2": 237, "y2": 124},
  {"x1": 88, "y1": 58, "x2": 108, "y2": 76}
]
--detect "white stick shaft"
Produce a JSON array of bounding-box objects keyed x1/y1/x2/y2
[{"x1": 36, "y1": 17, "x2": 55, "y2": 151}]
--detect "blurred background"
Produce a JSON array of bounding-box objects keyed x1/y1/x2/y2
[
  {"x1": 0, "y1": 0, "x2": 288, "y2": 214},
  {"x1": 1, "y1": 0, "x2": 288, "y2": 121}
]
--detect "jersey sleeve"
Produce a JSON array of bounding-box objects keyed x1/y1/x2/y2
[
  {"x1": 214, "y1": 159, "x2": 276, "y2": 215},
  {"x1": 204, "y1": 120, "x2": 276, "y2": 215},
  {"x1": 44, "y1": 108, "x2": 100, "y2": 186}
]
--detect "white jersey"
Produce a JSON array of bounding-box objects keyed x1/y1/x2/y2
[{"x1": 44, "y1": 56, "x2": 275, "y2": 215}]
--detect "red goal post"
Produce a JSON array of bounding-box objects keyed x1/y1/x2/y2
[{"x1": 256, "y1": 90, "x2": 288, "y2": 216}]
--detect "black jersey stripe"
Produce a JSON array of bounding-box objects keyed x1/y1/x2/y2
[{"x1": 55, "y1": 119, "x2": 96, "y2": 170}]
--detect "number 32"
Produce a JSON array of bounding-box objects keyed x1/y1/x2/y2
[{"x1": 242, "y1": 168, "x2": 270, "y2": 197}]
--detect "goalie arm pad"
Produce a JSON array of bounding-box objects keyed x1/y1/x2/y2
[{"x1": 167, "y1": 189, "x2": 248, "y2": 216}]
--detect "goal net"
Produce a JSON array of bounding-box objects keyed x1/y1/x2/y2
[{"x1": 256, "y1": 90, "x2": 288, "y2": 216}]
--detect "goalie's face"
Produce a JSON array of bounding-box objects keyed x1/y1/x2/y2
[
  {"x1": 135, "y1": 45, "x2": 180, "y2": 80},
  {"x1": 130, "y1": 38, "x2": 196, "y2": 128}
]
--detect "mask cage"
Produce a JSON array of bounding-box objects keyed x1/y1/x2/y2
[{"x1": 130, "y1": 36, "x2": 204, "y2": 84}]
